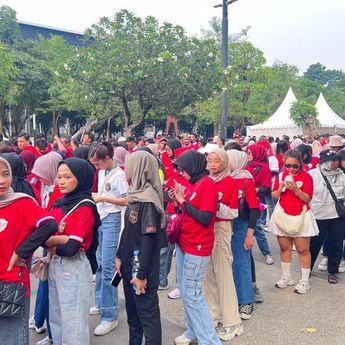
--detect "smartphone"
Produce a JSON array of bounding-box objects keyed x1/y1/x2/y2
[{"x1": 111, "y1": 271, "x2": 122, "y2": 287}]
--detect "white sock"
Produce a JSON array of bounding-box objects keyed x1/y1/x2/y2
[
  {"x1": 281, "y1": 262, "x2": 291, "y2": 277},
  {"x1": 301, "y1": 268, "x2": 310, "y2": 282}
]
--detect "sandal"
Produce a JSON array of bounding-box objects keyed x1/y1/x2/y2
[{"x1": 328, "y1": 274, "x2": 338, "y2": 284}]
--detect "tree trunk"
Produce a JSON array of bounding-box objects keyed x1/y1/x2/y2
[
  {"x1": 106, "y1": 116, "x2": 112, "y2": 141},
  {"x1": 0, "y1": 101, "x2": 5, "y2": 134},
  {"x1": 307, "y1": 117, "x2": 318, "y2": 139}
]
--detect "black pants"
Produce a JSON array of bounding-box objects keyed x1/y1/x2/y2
[
  {"x1": 123, "y1": 274, "x2": 162, "y2": 345},
  {"x1": 310, "y1": 217, "x2": 345, "y2": 274}
]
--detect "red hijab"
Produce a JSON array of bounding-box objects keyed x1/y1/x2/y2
[
  {"x1": 257, "y1": 140, "x2": 273, "y2": 156},
  {"x1": 248, "y1": 143, "x2": 269, "y2": 168}
]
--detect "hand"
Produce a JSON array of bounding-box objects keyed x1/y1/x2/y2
[
  {"x1": 285, "y1": 181, "x2": 298, "y2": 192},
  {"x1": 78, "y1": 243, "x2": 86, "y2": 253},
  {"x1": 278, "y1": 182, "x2": 285, "y2": 192},
  {"x1": 92, "y1": 194, "x2": 104, "y2": 203},
  {"x1": 115, "y1": 258, "x2": 122, "y2": 277},
  {"x1": 47, "y1": 246, "x2": 56, "y2": 255},
  {"x1": 7, "y1": 252, "x2": 26, "y2": 271},
  {"x1": 130, "y1": 277, "x2": 147, "y2": 295},
  {"x1": 244, "y1": 234, "x2": 254, "y2": 250},
  {"x1": 174, "y1": 181, "x2": 185, "y2": 204}
]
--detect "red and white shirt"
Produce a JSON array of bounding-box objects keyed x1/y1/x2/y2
[
  {"x1": 273, "y1": 170, "x2": 313, "y2": 215},
  {"x1": 49, "y1": 206, "x2": 95, "y2": 250},
  {"x1": 0, "y1": 198, "x2": 53, "y2": 296},
  {"x1": 179, "y1": 176, "x2": 218, "y2": 257}
]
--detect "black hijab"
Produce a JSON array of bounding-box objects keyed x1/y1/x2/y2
[
  {"x1": 72, "y1": 146, "x2": 90, "y2": 161},
  {"x1": 297, "y1": 144, "x2": 312, "y2": 164},
  {"x1": 173, "y1": 150, "x2": 208, "y2": 184},
  {"x1": 166, "y1": 139, "x2": 182, "y2": 158},
  {"x1": 0, "y1": 153, "x2": 36, "y2": 199},
  {"x1": 51, "y1": 157, "x2": 96, "y2": 214}
]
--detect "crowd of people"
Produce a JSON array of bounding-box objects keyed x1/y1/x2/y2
[{"x1": 0, "y1": 129, "x2": 344, "y2": 345}]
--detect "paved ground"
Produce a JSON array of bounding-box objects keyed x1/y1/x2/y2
[{"x1": 30, "y1": 231, "x2": 345, "y2": 345}]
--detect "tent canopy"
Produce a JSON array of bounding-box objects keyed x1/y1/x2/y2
[{"x1": 246, "y1": 88, "x2": 345, "y2": 137}]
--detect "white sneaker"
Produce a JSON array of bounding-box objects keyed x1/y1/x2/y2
[
  {"x1": 36, "y1": 336, "x2": 53, "y2": 345},
  {"x1": 89, "y1": 306, "x2": 101, "y2": 315},
  {"x1": 168, "y1": 287, "x2": 181, "y2": 299},
  {"x1": 318, "y1": 257, "x2": 328, "y2": 271},
  {"x1": 28, "y1": 316, "x2": 46, "y2": 334},
  {"x1": 217, "y1": 322, "x2": 244, "y2": 341},
  {"x1": 294, "y1": 280, "x2": 310, "y2": 294},
  {"x1": 94, "y1": 320, "x2": 119, "y2": 336},
  {"x1": 275, "y1": 276, "x2": 294, "y2": 288},
  {"x1": 265, "y1": 255, "x2": 274, "y2": 265},
  {"x1": 338, "y1": 259, "x2": 345, "y2": 273},
  {"x1": 174, "y1": 334, "x2": 197, "y2": 345}
]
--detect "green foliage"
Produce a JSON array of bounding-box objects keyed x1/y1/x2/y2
[
  {"x1": 304, "y1": 63, "x2": 343, "y2": 86},
  {"x1": 0, "y1": 6, "x2": 21, "y2": 46},
  {"x1": 290, "y1": 100, "x2": 318, "y2": 126}
]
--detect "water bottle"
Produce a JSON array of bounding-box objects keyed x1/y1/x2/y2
[{"x1": 132, "y1": 250, "x2": 140, "y2": 291}]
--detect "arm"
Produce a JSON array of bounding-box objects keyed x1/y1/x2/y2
[
  {"x1": 54, "y1": 135, "x2": 67, "y2": 152},
  {"x1": 15, "y1": 219, "x2": 58, "y2": 259},
  {"x1": 93, "y1": 194, "x2": 128, "y2": 206},
  {"x1": 216, "y1": 203, "x2": 238, "y2": 220},
  {"x1": 136, "y1": 233, "x2": 157, "y2": 280},
  {"x1": 56, "y1": 239, "x2": 81, "y2": 257},
  {"x1": 244, "y1": 208, "x2": 260, "y2": 250},
  {"x1": 183, "y1": 202, "x2": 213, "y2": 226}
]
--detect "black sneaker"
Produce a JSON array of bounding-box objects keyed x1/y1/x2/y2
[{"x1": 240, "y1": 303, "x2": 254, "y2": 320}]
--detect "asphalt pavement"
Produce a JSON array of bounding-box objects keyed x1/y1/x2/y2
[{"x1": 30, "y1": 231, "x2": 345, "y2": 345}]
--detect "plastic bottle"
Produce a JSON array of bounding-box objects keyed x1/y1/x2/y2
[{"x1": 132, "y1": 250, "x2": 140, "y2": 291}]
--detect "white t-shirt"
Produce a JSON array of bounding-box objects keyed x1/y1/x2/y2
[{"x1": 97, "y1": 166, "x2": 128, "y2": 220}]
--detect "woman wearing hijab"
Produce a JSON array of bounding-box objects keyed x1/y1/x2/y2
[
  {"x1": 0, "y1": 153, "x2": 36, "y2": 199},
  {"x1": 45, "y1": 158, "x2": 101, "y2": 345},
  {"x1": 227, "y1": 150, "x2": 260, "y2": 320},
  {"x1": 0, "y1": 157, "x2": 57, "y2": 345},
  {"x1": 115, "y1": 151, "x2": 164, "y2": 345},
  {"x1": 27, "y1": 152, "x2": 63, "y2": 345},
  {"x1": 172, "y1": 150, "x2": 221, "y2": 345},
  {"x1": 204, "y1": 149, "x2": 243, "y2": 341},
  {"x1": 309, "y1": 150, "x2": 345, "y2": 284},
  {"x1": 113, "y1": 146, "x2": 128, "y2": 170},
  {"x1": 246, "y1": 144, "x2": 274, "y2": 265},
  {"x1": 20, "y1": 150, "x2": 36, "y2": 180}
]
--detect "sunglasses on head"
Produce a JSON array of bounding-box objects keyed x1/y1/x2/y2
[{"x1": 284, "y1": 163, "x2": 300, "y2": 169}]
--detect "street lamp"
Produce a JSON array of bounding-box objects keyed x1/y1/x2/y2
[{"x1": 214, "y1": 0, "x2": 239, "y2": 138}]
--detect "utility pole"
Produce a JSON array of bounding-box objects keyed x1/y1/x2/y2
[{"x1": 214, "y1": 0, "x2": 239, "y2": 138}]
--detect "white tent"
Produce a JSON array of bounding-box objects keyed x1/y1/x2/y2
[
  {"x1": 246, "y1": 88, "x2": 302, "y2": 138},
  {"x1": 314, "y1": 92, "x2": 345, "y2": 134},
  {"x1": 246, "y1": 88, "x2": 345, "y2": 138}
]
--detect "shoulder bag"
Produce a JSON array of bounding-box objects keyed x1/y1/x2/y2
[
  {"x1": 320, "y1": 170, "x2": 345, "y2": 218},
  {"x1": 166, "y1": 209, "x2": 184, "y2": 244},
  {"x1": 0, "y1": 268, "x2": 26, "y2": 317}
]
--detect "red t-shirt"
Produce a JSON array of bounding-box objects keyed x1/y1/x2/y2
[
  {"x1": 276, "y1": 154, "x2": 284, "y2": 171},
  {"x1": 246, "y1": 165, "x2": 272, "y2": 188},
  {"x1": 179, "y1": 176, "x2": 218, "y2": 256},
  {"x1": 22, "y1": 145, "x2": 40, "y2": 158},
  {"x1": 29, "y1": 174, "x2": 42, "y2": 205},
  {"x1": 215, "y1": 176, "x2": 239, "y2": 222},
  {"x1": 273, "y1": 170, "x2": 313, "y2": 215},
  {"x1": 235, "y1": 178, "x2": 260, "y2": 209},
  {"x1": 0, "y1": 198, "x2": 53, "y2": 296},
  {"x1": 49, "y1": 206, "x2": 95, "y2": 250},
  {"x1": 190, "y1": 143, "x2": 200, "y2": 151}
]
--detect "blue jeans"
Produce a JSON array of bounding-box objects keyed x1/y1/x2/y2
[
  {"x1": 176, "y1": 246, "x2": 221, "y2": 345},
  {"x1": 0, "y1": 297, "x2": 30, "y2": 345},
  {"x1": 254, "y1": 210, "x2": 272, "y2": 256},
  {"x1": 159, "y1": 243, "x2": 174, "y2": 287},
  {"x1": 34, "y1": 248, "x2": 52, "y2": 339},
  {"x1": 264, "y1": 194, "x2": 276, "y2": 220},
  {"x1": 232, "y1": 218, "x2": 253, "y2": 305},
  {"x1": 49, "y1": 254, "x2": 92, "y2": 345},
  {"x1": 95, "y1": 212, "x2": 121, "y2": 321}
]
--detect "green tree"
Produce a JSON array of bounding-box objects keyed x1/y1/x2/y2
[
  {"x1": 304, "y1": 63, "x2": 343, "y2": 86},
  {"x1": 290, "y1": 100, "x2": 319, "y2": 138},
  {"x1": 0, "y1": 6, "x2": 21, "y2": 46}
]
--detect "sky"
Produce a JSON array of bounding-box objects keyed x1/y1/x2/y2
[{"x1": 1, "y1": 0, "x2": 344, "y2": 73}]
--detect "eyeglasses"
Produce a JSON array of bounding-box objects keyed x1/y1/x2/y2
[{"x1": 284, "y1": 164, "x2": 300, "y2": 169}]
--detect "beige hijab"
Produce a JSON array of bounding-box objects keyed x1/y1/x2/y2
[
  {"x1": 125, "y1": 151, "x2": 165, "y2": 227},
  {"x1": 227, "y1": 150, "x2": 253, "y2": 180},
  {"x1": 208, "y1": 148, "x2": 230, "y2": 183},
  {"x1": 0, "y1": 157, "x2": 37, "y2": 208}
]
